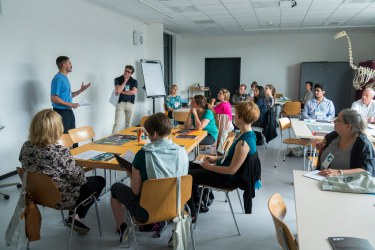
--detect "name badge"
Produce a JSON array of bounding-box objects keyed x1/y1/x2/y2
[
  {"x1": 315, "y1": 108, "x2": 323, "y2": 116},
  {"x1": 125, "y1": 85, "x2": 130, "y2": 91},
  {"x1": 321, "y1": 153, "x2": 334, "y2": 169}
]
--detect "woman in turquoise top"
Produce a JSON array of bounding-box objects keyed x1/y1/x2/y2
[
  {"x1": 184, "y1": 95, "x2": 218, "y2": 145},
  {"x1": 188, "y1": 101, "x2": 260, "y2": 215}
]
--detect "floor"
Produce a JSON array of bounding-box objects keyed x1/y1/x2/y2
[{"x1": 0, "y1": 132, "x2": 305, "y2": 250}]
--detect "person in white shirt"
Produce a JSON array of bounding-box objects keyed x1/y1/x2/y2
[{"x1": 351, "y1": 87, "x2": 375, "y2": 124}]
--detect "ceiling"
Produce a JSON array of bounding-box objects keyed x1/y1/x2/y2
[{"x1": 85, "y1": 0, "x2": 375, "y2": 37}]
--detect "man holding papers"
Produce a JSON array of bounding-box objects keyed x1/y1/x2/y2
[{"x1": 51, "y1": 56, "x2": 91, "y2": 134}]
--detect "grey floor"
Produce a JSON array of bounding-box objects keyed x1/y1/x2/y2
[{"x1": 0, "y1": 133, "x2": 305, "y2": 250}]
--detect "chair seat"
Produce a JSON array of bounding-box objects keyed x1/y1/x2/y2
[{"x1": 282, "y1": 138, "x2": 311, "y2": 146}]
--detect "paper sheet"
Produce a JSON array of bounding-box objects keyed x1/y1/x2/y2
[
  {"x1": 123, "y1": 150, "x2": 135, "y2": 163},
  {"x1": 109, "y1": 90, "x2": 119, "y2": 107},
  {"x1": 74, "y1": 150, "x2": 105, "y2": 160},
  {"x1": 79, "y1": 99, "x2": 91, "y2": 106},
  {"x1": 303, "y1": 170, "x2": 325, "y2": 181}
]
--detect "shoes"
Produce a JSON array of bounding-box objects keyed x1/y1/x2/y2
[
  {"x1": 115, "y1": 223, "x2": 127, "y2": 242},
  {"x1": 65, "y1": 217, "x2": 90, "y2": 234},
  {"x1": 197, "y1": 202, "x2": 209, "y2": 213}
]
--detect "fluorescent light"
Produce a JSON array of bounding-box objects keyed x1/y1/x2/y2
[{"x1": 136, "y1": 0, "x2": 174, "y2": 19}]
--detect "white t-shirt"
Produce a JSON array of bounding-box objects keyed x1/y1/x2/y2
[{"x1": 351, "y1": 99, "x2": 375, "y2": 118}]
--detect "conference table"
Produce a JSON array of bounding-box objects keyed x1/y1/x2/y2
[
  {"x1": 293, "y1": 170, "x2": 375, "y2": 249},
  {"x1": 290, "y1": 118, "x2": 334, "y2": 140},
  {"x1": 70, "y1": 126, "x2": 207, "y2": 171}
]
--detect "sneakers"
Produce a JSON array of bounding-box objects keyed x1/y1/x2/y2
[{"x1": 65, "y1": 217, "x2": 90, "y2": 234}]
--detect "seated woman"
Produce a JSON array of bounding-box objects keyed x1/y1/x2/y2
[
  {"x1": 265, "y1": 84, "x2": 276, "y2": 108},
  {"x1": 317, "y1": 108, "x2": 375, "y2": 177},
  {"x1": 253, "y1": 86, "x2": 268, "y2": 127},
  {"x1": 188, "y1": 101, "x2": 260, "y2": 216},
  {"x1": 184, "y1": 95, "x2": 218, "y2": 146},
  {"x1": 208, "y1": 88, "x2": 233, "y2": 121},
  {"x1": 19, "y1": 109, "x2": 105, "y2": 233},
  {"x1": 110, "y1": 113, "x2": 189, "y2": 242},
  {"x1": 165, "y1": 84, "x2": 183, "y2": 120}
]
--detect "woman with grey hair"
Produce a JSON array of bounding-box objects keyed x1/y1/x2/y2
[{"x1": 316, "y1": 108, "x2": 375, "y2": 177}]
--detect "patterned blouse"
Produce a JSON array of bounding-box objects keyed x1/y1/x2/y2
[
  {"x1": 19, "y1": 141, "x2": 87, "y2": 209},
  {"x1": 165, "y1": 95, "x2": 182, "y2": 110}
]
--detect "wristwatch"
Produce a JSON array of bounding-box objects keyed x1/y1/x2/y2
[{"x1": 338, "y1": 169, "x2": 344, "y2": 176}]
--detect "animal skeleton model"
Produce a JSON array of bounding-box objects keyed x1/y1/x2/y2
[{"x1": 334, "y1": 31, "x2": 375, "y2": 90}]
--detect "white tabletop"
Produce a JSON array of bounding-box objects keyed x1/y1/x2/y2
[
  {"x1": 293, "y1": 170, "x2": 375, "y2": 250},
  {"x1": 290, "y1": 118, "x2": 334, "y2": 140}
]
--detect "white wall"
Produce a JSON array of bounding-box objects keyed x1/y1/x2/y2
[
  {"x1": 175, "y1": 32, "x2": 375, "y2": 100},
  {"x1": 0, "y1": 0, "x2": 163, "y2": 176}
]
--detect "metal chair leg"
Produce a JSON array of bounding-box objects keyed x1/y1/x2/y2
[
  {"x1": 194, "y1": 186, "x2": 207, "y2": 229},
  {"x1": 225, "y1": 192, "x2": 241, "y2": 236},
  {"x1": 236, "y1": 189, "x2": 245, "y2": 214},
  {"x1": 93, "y1": 196, "x2": 102, "y2": 236}
]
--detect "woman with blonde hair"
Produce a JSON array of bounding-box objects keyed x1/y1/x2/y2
[
  {"x1": 19, "y1": 109, "x2": 105, "y2": 233},
  {"x1": 209, "y1": 88, "x2": 233, "y2": 121},
  {"x1": 188, "y1": 101, "x2": 261, "y2": 215}
]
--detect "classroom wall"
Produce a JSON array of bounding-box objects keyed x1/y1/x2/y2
[
  {"x1": 0, "y1": 0, "x2": 163, "y2": 176},
  {"x1": 174, "y1": 32, "x2": 375, "y2": 100}
]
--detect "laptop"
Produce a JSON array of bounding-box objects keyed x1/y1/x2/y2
[{"x1": 114, "y1": 153, "x2": 132, "y2": 172}]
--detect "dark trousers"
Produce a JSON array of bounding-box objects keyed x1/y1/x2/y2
[
  {"x1": 53, "y1": 108, "x2": 78, "y2": 148},
  {"x1": 71, "y1": 176, "x2": 106, "y2": 219},
  {"x1": 187, "y1": 162, "x2": 238, "y2": 217},
  {"x1": 200, "y1": 133, "x2": 215, "y2": 146},
  {"x1": 110, "y1": 182, "x2": 148, "y2": 223}
]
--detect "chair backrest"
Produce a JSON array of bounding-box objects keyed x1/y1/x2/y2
[
  {"x1": 140, "y1": 116, "x2": 149, "y2": 127},
  {"x1": 282, "y1": 102, "x2": 301, "y2": 117},
  {"x1": 279, "y1": 117, "x2": 291, "y2": 131},
  {"x1": 221, "y1": 132, "x2": 235, "y2": 154},
  {"x1": 68, "y1": 126, "x2": 95, "y2": 144},
  {"x1": 139, "y1": 175, "x2": 192, "y2": 224},
  {"x1": 268, "y1": 193, "x2": 298, "y2": 250},
  {"x1": 16, "y1": 167, "x2": 62, "y2": 209},
  {"x1": 57, "y1": 134, "x2": 74, "y2": 148},
  {"x1": 173, "y1": 111, "x2": 190, "y2": 123}
]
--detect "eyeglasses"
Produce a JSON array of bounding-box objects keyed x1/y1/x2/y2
[
  {"x1": 125, "y1": 70, "x2": 133, "y2": 74},
  {"x1": 334, "y1": 118, "x2": 345, "y2": 124}
]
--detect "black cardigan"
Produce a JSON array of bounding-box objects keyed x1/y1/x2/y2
[
  {"x1": 317, "y1": 131, "x2": 375, "y2": 176},
  {"x1": 235, "y1": 152, "x2": 261, "y2": 214}
]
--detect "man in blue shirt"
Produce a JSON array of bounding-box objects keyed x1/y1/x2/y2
[
  {"x1": 51, "y1": 56, "x2": 91, "y2": 135},
  {"x1": 302, "y1": 83, "x2": 335, "y2": 121}
]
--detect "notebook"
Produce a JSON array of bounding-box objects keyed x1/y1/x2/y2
[
  {"x1": 328, "y1": 237, "x2": 374, "y2": 250},
  {"x1": 114, "y1": 153, "x2": 133, "y2": 172},
  {"x1": 176, "y1": 134, "x2": 197, "y2": 139}
]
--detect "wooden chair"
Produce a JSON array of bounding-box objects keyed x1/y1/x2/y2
[
  {"x1": 275, "y1": 93, "x2": 283, "y2": 98},
  {"x1": 68, "y1": 126, "x2": 95, "y2": 145},
  {"x1": 268, "y1": 193, "x2": 298, "y2": 250},
  {"x1": 172, "y1": 110, "x2": 190, "y2": 125},
  {"x1": 126, "y1": 175, "x2": 196, "y2": 249},
  {"x1": 57, "y1": 134, "x2": 74, "y2": 148},
  {"x1": 16, "y1": 167, "x2": 102, "y2": 250},
  {"x1": 274, "y1": 118, "x2": 311, "y2": 169},
  {"x1": 140, "y1": 116, "x2": 149, "y2": 127},
  {"x1": 281, "y1": 101, "x2": 301, "y2": 118}
]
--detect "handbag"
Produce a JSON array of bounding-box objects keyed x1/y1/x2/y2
[
  {"x1": 21, "y1": 193, "x2": 42, "y2": 241},
  {"x1": 5, "y1": 170, "x2": 28, "y2": 249},
  {"x1": 321, "y1": 171, "x2": 375, "y2": 194},
  {"x1": 172, "y1": 176, "x2": 193, "y2": 250}
]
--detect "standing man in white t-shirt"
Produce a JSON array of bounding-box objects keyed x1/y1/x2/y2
[{"x1": 351, "y1": 87, "x2": 375, "y2": 123}]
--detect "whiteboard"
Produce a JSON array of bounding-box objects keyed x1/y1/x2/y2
[{"x1": 140, "y1": 60, "x2": 166, "y2": 97}]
